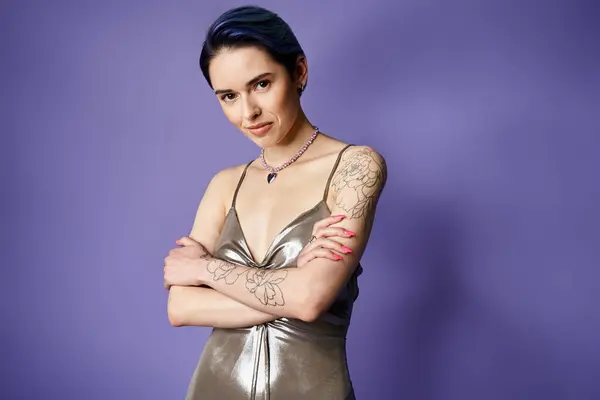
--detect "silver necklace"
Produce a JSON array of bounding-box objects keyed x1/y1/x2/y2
[{"x1": 260, "y1": 126, "x2": 319, "y2": 184}]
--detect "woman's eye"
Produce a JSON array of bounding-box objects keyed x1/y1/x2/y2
[
  {"x1": 221, "y1": 93, "x2": 236, "y2": 101},
  {"x1": 256, "y1": 80, "x2": 270, "y2": 89}
]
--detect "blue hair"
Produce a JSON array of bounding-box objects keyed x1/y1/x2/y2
[{"x1": 199, "y1": 6, "x2": 306, "y2": 95}]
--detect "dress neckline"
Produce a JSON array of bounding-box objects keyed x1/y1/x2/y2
[
  {"x1": 229, "y1": 199, "x2": 330, "y2": 265},
  {"x1": 226, "y1": 144, "x2": 354, "y2": 265}
]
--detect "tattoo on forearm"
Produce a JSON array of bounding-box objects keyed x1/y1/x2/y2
[
  {"x1": 331, "y1": 147, "x2": 387, "y2": 224},
  {"x1": 204, "y1": 258, "x2": 288, "y2": 307}
]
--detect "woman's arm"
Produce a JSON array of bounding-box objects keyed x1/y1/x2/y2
[
  {"x1": 198, "y1": 147, "x2": 387, "y2": 322},
  {"x1": 167, "y1": 166, "x2": 278, "y2": 327},
  {"x1": 168, "y1": 285, "x2": 278, "y2": 328}
]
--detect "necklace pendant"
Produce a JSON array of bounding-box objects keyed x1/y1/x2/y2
[{"x1": 260, "y1": 126, "x2": 320, "y2": 183}]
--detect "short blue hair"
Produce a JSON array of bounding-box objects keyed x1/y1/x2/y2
[{"x1": 199, "y1": 6, "x2": 306, "y2": 95}]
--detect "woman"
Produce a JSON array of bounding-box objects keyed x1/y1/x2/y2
[{"x1": 164, "y1": 5, "x2": 387, "y2": 399}]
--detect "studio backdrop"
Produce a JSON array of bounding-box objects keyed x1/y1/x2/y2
[{"x1": 2, "y1": 0, "x2": 599, "y2": 399}]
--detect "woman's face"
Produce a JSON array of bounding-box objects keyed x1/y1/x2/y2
[{"x1": 208, "y1": 46, "x2": 303, "y2": 148}]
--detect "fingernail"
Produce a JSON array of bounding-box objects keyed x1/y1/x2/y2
[
  {"x1": 333, "y1": 254, "x2": 343, "y2": 260},
  {"x1": 333, "y1": 215, "x2": 345, "y2": 219},
  {"x1": 344, "y1": 230, "x2": 355, "y2": 236},
  {"x1": 341, "y1": 246, "x2": 352, "y2": 253}
]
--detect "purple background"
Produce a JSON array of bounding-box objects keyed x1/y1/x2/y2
[{"x1": 2, "y1": 0, "x2": 599, "y2": 399}]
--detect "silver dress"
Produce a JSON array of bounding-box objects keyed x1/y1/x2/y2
[{"x1": 186, "y1": 145, "x2": 361, "y2": 399}]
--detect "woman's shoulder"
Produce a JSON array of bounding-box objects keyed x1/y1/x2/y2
[
  {"x1": 321, "y1": 139, "x2": 387, "y2": 194},
  {"x1": 337, "y1": 145, "x2": 387, "y2": 185},
  {"x1": 209, "y1": 161, "x2": 254, "y2": 188},
  {"x1": 341, "y1": 144, "x2": 387, "y2": 166},
  {"x1": 326, "y1": 137, "x2": 387, "y2": 171}
]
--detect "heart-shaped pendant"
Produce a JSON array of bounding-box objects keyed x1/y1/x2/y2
[{"x1": 267, "y1": 172, "x2": 277, "y2": 184}]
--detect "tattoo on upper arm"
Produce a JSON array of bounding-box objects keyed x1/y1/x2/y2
[
  {"x1": 204, "y1": 258, "x2": 288, "y2": 307},
  {"x1": 331, "y1": 147, "x2": 387, "y2": 222}
]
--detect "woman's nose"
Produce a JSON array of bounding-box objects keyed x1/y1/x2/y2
[{"x1": 242, "y1": 97, "x2": 261, "y2": 121}]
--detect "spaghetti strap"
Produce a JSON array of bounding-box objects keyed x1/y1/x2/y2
[
  {"x1": 231, "y1": 160, "x2": 254, "y2": 209},
  {"x1": 323, "y1": 144, "x2": 354, "y2": 201}
]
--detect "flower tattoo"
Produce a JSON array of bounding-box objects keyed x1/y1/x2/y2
[
  {"x1": 246, "y1": 269, "x2": 288, "y2": 306},
  {"x1": 206, "y1": 259, "x2": 289, "y2": 307},
  {"x1": 331, "y1": 147, "x2": 387, "y2": 219},
  {"x1": 206, "y1": 259, "x2": 243, "y2": 285}
]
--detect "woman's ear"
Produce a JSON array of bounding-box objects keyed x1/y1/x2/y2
[{"x1": 295, "y1": 55, "x2": 308, "y2": 93}]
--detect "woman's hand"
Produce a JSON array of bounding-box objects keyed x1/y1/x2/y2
[
  {"x1": 164, "y1": 236, "x2": 210, "y2": 289},
  {"x1": 296, "y1": 215, "x2": 355, "y2": 268}
]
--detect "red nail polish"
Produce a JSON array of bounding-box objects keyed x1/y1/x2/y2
[
  {"x1": 341, "y1": 246, "x2": 352, "y2": 253},
  {"x1": 333, "y1": 254, "x2": 343, "y2": 260},
  {"x1": 344, "y1": 230, "x2": 355, "y2": 236}
]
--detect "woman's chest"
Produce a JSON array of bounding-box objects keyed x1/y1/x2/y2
[{"x1": 215, "y1": 201, "x2": 330, "y2": 267}]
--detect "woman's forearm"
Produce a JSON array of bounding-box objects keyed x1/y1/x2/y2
[
  {"x1": 167, "y1": 285, "x2": 279, "y2": 328},
  {"x1": 198, "y1": 257, "x2": 318, "y2": 321}
]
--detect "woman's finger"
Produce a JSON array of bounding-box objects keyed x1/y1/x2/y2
[
  {"x1": 304, "y1": 236, "x2": 353, "y2": 257},
  {"x1": 311, "y1": 247, "x2": 344, "y2": 261},
  {"x1": 299, "y1": 247, "x2": 343, "y2": 264},
  {"x1": 314, "y1": 226, "x2": 355, "y2": 240},
  {"x1": 311, "y1": 214, "x2": 346, "y2": 233}
]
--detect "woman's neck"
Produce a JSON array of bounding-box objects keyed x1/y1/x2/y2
[{"x1": 263, "y1": 111, "x2": 318, "y2": 166}]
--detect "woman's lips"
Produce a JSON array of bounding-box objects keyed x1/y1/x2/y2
[{"x1": 247, "y1": 122, "x2": 273, "y2": 136}]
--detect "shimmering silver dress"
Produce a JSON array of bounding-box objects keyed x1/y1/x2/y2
[{"x1": 186, "y1": 145, "x2": 362, "y2": 399}]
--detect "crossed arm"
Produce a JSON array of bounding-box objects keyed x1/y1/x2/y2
[
  {"x1": 168, "y1": 285, "x2": 278, "y2": 328},
  {"x1": 167, "y1": 146, "x2": 387, "y2": 327}
]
